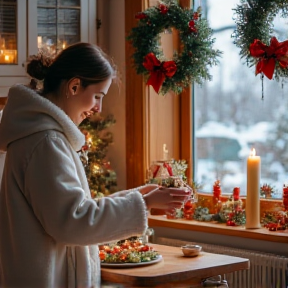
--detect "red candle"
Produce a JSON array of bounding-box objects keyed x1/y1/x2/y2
[
  {"x1": 212, "y1": 180, "x2": 222, "y2": 214},
  {"x1": 233, "y1": 187, "x2": 240, "y2": 201},
  {"x1": 213, "y1": 180, "x2": 221, "y2": 198},
  {"x1": 283, "y1": 186, "x2": 288, "y2": 195},
  {"x1": 283, "y1": 185, "x2": 288, "y2": 209}
]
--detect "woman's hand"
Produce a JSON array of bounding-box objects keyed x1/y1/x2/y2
[
  {"x1": 138, "y1": 184, "x2": 159, "y2": 196},
  {"x1": 140, "y1": 185, "x2": 191, "y2": 210}
]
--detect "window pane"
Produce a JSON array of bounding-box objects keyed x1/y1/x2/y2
[
  {"x1": 37, "y1": 0, "x2": 80, "y2": 53},
  {"x1": 37, "y1": 7, "x2": 57, "y2": 51},
  {"x1": 0, "y1": 0, "x2": 17, "y2": 64},
  {"x1": 57, "y1": 9, "x2": 80, "y2": 45},
  {"x1": 59, "y1": 0, "x2": 80, "y2": 6},
  {"x1": 37, "y1": 0, "x2": 57, "y2": 7},
  {"x1": 194, "y1": 0, "x2": 287, "y2": 198}
]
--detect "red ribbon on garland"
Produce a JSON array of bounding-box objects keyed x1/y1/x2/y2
[
  {"x1": 249, "y1": 36, "x2": 288, "y2": 79},
  {"x1": 143, "y1": 52, "x2": 177, "y2": 93}
]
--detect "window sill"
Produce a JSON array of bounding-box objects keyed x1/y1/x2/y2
[
  {"x1": 149, "y1": 193, "x2": 287, "y2": 244},
  {"x1": 148, "y1": 214, "x2": 288, "y2": 244}
]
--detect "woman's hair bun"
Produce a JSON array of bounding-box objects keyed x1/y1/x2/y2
[{"x1": 26, "y1": 53, "x2": 54, "y2": 81}]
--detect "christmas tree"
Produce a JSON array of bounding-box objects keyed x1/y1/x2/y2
[{"x1": 79, "y1": 113, "x2": 118, "y2": 199}]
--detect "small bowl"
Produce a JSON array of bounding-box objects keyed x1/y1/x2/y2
[{"x1": 181, "y1": 244, "x2": 202, "y2": 257}]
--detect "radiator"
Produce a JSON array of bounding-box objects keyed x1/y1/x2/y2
[{"x1": 153, "y1": 237, "x2": 288, "y2": 288}]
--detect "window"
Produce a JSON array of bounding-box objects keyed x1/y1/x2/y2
[
  {"x1": 194, "y1": 0, "x2": 287, "y2": 198},
  {"x1": 0, "y1": 0, "x2": 17, "y2": 64},
  {"x1": 37, "y1": 0, "x2": 81, "y2": 53}
]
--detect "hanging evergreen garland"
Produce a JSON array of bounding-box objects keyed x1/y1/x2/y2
[
  {"x1": 127, "y1": 0, "x2": 221, "y2": 95},
  {"x1": 232, "y1": 0, "x2": 288, "y2": 81}
]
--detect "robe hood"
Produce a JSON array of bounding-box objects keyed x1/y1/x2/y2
[{"x1": 0, "y1": 84, "x2": 85, "y2": 152}]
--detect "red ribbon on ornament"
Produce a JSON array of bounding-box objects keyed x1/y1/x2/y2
[
  {"x1": 143, "y1": 52, "x2": 177, "y2": 93},
  {"x1": 249, "y1": 37, "x2": 288, "y2": 79},
  {"x1": 163, "y1": 162, "x2": 173, "y2": 176},
  {"x1": 152, "y1": 165, "x2": 160, "y2": 178}
]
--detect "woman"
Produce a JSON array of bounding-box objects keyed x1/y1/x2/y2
[{"x1": 0, "y1": 43, "x2": 189, "y2": 288}]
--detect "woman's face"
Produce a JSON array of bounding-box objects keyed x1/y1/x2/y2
[{"x1": 68, "y1": 78, "x2": 112, "y2": 125}]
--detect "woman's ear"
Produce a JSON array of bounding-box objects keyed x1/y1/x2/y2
[{"x1": 68, "y1": 78, "x2": 81, "y2": 95}]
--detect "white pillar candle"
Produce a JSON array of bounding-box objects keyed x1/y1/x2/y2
[{"x1": 246, "y1": 148, "x2": 261, "y2": 229}]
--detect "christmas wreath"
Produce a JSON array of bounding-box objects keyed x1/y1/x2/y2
[
  {"x1": 127, "y1": 0, "x2": 221, "y2": 95},
  {"x1": 233, "y1": 0, "x2": 288, "y2": 81}
]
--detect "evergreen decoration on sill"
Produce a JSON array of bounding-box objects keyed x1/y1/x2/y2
[
  {"x1": 127, "y1": 0, "x2": 221, "y2": 95},
  {"x1": 261, "y1": 211, "x2": 287, "y2": 231},
  {"x1": 232, "y1": 0, "x2": 288, "y2": 84},
  {"x1": 79, "y1": 114, "x2": 118, "y2": 199},
  {"x1": 260, "y1": 183, "x2": 276, "y2": 198}
]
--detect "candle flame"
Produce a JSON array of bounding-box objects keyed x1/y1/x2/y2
[{"x1": 250, "y1": 148, "x2": 256, "y2": 157}]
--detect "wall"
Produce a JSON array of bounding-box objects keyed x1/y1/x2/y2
[
  {"x1": 147, "y1": 31, "x2": 180, "y2": 164},
  {"x1": 97, "y1": 0, "x2": 127, "y2": 190}
]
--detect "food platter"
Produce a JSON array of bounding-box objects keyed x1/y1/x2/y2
[{"x1": 101, "y1": 255, "x2": 163, "y2": 268}]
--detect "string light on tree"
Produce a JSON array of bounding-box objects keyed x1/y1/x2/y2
[{"x1": 79, "y1": 114, "x2": 118, "y2": 199}]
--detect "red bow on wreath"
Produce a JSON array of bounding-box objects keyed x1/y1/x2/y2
[
  {"x1": 249, "y1": 36, "x2": 288, "y2": 79},
  {"x1": 143, "y1": 52, "x2": 177, "y2": 93}
]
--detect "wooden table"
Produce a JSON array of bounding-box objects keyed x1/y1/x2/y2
[{"x1": 101, "y1": 244, "x2": 249, "y2": 287}]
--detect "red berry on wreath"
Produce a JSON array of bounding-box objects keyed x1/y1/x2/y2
[
  {"x1": 159, "y1": 4, "x2": 168, "y2": 14},
  {"x1": 193, "y1": 12, "x2": 199, "y2": 20},
  {"x1": 188, "y1": 20, "x2": 197, "y2": 33},
  {"x1": 135, "y1": 12, "x2": 147, "y2": 20}
]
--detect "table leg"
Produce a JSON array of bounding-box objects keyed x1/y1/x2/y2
[{"x1": 201, "y1": 275, "x2": 229, "y2": 287}]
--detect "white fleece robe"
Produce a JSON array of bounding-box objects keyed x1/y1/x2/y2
[{"x1": 0, "y1": 84, "x2": 148, "y2": 288}]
